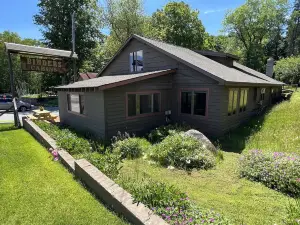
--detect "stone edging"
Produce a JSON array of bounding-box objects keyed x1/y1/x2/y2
[{"x1": 22, "y1": 117, "x2": 168, "y2": 225}]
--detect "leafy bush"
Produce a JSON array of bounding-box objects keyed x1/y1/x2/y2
[
  {"x1": 148, "y1": 123, "x2": 191, "y2": 143},
  {"x1": 118, "y1": 177, "x2": 229, "y2": 225},
  {"x1": 150, "y1": 133, "x2": 216, "y2": 170},
  {"x1": 112, "y1": 137, "x2": 151, "y2": 159},
  {"x1": 285, "y1": 199, "x2": 300, "y2": 225},
  {"x1": 35, "y1": 121, "x2": 90, "y2": 154},
  {"x1": 85, "y1": 151, "x2": 123, "y2": 179},
  {"x1": 239, "y1": 150, "x2": 300, "y2": 196},
  {"x1": 275, "y1": 56, "x2": 300, "y2": 84}
]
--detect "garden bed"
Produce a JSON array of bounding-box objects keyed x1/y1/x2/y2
[{"x1": 31, "y1": 91, "x2": 300, "y2": 224}]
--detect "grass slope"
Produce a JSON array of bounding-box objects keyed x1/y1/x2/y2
[
  {"x1": 121, "y1": 92, "x2": 300, "y2": 225},
  {"x1": 0, "y1": 124, "x2": 127, "y2": 225}
]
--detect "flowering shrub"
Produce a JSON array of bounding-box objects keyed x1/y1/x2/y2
[
  {"x1": 150, "y1": 133, "x2": 216, "y2": 170},
  {"x1": 118, "y1": 177, "x2": 230, "y2": 225},
  {"x1": 239, "y1": 150, "x2": 300, "y2": 196},
  {"x1": 112, "y1": 137, "x2": 151, "y2": 159},
  {"x1": 148, "y1": 123, "x2": 191, "y2": 143}
]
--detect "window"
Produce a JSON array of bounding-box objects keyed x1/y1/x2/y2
[
  {"x1": 239, "y1": 88, "x2": 248, "y2": 112},
  {"x1": 127, "y1": 92, "x2": 160, "y2": 117},
  {"x1": 67, "y1": 93, "x2": 85, "y2": 114},
  {"x1": 181, "y1": 90, "x2": 207, "y2": 116},
  {"x1": 260, "y1": 88, "x2": 266, "y2": 101},
  {"x1": 228, "y1": 89, "x2": 238, "y2": 116},
  {"x1": 253, "y1": 87, "x2": 258, "y2": 101},
  {"x1": 181, "y1": 92, "x2": 192, "y2": 114},
  {"x1": 130, "y1": 50, "x2": 143, "y2": 72},
  {"x1": 194, "y1": 92, "x2": 207, "y2": 116}
]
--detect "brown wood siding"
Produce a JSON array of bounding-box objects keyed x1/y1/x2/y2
[
  {"x1": 104, "y1": 75, "x2": 173, "y2": 138},
  {"x1": 58, "y1": 91, "x2": 106, "y2": 138}
]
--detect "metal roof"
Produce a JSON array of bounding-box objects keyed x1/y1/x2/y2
[
  {"x1": 56, "y1": 69, "x2": 175, "y2": 90},
  {"x1": 5, "y1": 42, "x2": 78, "y2": 59}
]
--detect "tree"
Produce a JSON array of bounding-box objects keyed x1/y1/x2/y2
[
  {"x1": 104, "y1": 0, "x2": 145, "y2": 44},
  {"x1": 223, "y1": 0, "x2": 289, "y2": 72},
  {"x1": 287, "y1": 0, "x2": 300, "y2": 56},
  {"x1": 275, "y1": 56, "x2": 300, "y2": 84},
  {"x1": 0, "y1": 31, "x2": 43, "y2": 95},
  {"x1": 34, "y1": 0, "x2": 104, "y2": 79},
  {"x1": 150, "y1": 1, "x2": 206, "y2": 49}
]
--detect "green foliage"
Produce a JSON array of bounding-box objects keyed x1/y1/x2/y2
[
  {"x1": 85, "y1": 151, "x2": 123, "y2": 179},
  {"x1": 285, "y1": 199, "x2": 300, "y2": 225},
  {"x1": 35, "y1": 121, "x2": 90, "y2": 154},
  {"x1": 119, "y1": 177, "x2": 230, "y2": 225},
  {"x1": 112, "y1": 137, "x2": 151, "y2": 159},
  {"x1": 0, "y1": 31, "x2": 43, "y2": 94},
  {"x1": 148, "y1": 123, "x2": 191, "y2": 143},
  {"x1": 150, "y1": 133, "x2": 216, "y2": 170},
  {"x1": 34, "y1": 0, "x2": 104, "y2": 76},
  {"x1": 223, "y1": 0, "x2": 289, "y2": 71},
  {"x1": 239, "y1": 150, "x2": 300, "y2": 196},
  {"x1": 275, "y1": 56, "x2": 300, "y2": 84},
  {"x1": 287, "y1": 0, "x2": 300, "y2": 56},
  {"x1": 149, "y1": 1, "x2": 206, "y2": 49}
]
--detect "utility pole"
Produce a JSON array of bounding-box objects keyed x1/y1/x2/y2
[{"x1": 72, "y1": 12, "x2": 77, "y2": 83}]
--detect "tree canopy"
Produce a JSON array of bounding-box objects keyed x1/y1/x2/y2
[
  {"x1": 223, "y1": 0, "x2": 289, "y2": 71},
  {"x1": 149, "y1": 1, "x2": 206, "y2": 49},
  {"x1": 275, "y1": 56, "x2": 300, "y2": 84},
  {"x1": 34, "y1": 0, "x2": 104, "y2": 75}
]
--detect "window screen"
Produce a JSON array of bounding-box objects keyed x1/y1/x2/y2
[
  {"x1": 181, "y1": 92, "x2": 192, "y2": 114},
  {"x1": 228, "y1": 89, "x2": 238, "y2": 116},
  {"x1": 194, "y1": 92, "x2": 206, "y2": 116},
  {"x1": 127, "y1": 93, "x2": 160, "y2": 117}
]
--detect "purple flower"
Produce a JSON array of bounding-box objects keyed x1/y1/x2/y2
[
  {"x1": 210, "y1": 218, "x2": 215, "y2": 223},
  {"x1": 189, "y1": 218, "x2": 193, "y2": 222}
]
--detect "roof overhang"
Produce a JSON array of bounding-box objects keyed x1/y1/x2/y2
[
  {"x1": 56, "y1": 69, "x2": 176, "y2": 92},
  {"x1": 5, "y1": 42, "x2": 78, "y2": 59},
  {"x1": 224, "y1": 81, "x2": 284, "y2": 87}
]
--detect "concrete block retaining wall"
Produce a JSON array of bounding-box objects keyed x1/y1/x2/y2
[{"x1": 22, "y1": 117, "x2": 168, "y2": 225}]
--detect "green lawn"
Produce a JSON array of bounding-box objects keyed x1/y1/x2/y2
[
  {"x1": 0, "y1": 124, "x2": 127, "y2": 225},
  {"x1": 120, "y1": 92, "x2": 300, "y2": 225}
]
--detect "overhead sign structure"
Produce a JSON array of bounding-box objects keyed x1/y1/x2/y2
[{"x1": 21, "y1": 56, "x2": 67, "y2": 73}]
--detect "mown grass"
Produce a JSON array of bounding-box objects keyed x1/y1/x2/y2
[
  {"x1": 0, "y1": 124, "x2": 127, "y2": 225},
  {"x1": 120, "y1": 91, "x2": 300, "y2": 225}
]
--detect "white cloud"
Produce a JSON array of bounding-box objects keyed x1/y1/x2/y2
[{"x1": 204, "y1": 8, "x2": 227, "y2": 15}]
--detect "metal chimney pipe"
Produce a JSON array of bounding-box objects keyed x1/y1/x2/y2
[{"x1": 266, "y1": 57, "x2": 274, "y2": 78}]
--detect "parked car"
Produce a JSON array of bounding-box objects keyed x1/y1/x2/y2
[{"x1": 0, "y1": 94, "x2": 32, "y2": 112}]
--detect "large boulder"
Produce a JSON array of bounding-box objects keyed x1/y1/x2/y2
[{"x1": 184, "y1": 129, "x2": 217, "y2": 153}]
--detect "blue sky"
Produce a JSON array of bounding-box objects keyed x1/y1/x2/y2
[{"x1": 0, "y1": 0, "x2": 245, "y2": 40}]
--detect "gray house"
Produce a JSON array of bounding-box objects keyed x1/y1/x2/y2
[{"x1": 56, "y1": 34, "x2": 283, "y2": 139}]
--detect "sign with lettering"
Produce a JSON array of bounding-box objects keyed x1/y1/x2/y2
[{"x1": 20, "y1": 57, "x2": 67, "y2": 73}]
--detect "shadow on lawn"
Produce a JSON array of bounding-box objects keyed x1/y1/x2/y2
[
  {"x1": 0, "y1": 124, "x2": 19, "y2": 132},
  {"x1": 216, "y1": 111, "x2": 269, "y2": 154}
]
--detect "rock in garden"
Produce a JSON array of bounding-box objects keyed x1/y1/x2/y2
[{"x1": 185, "y1": 129, "x2": 217, "y2": 153}]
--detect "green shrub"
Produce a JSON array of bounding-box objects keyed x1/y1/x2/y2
[
  {"x1": 239, "y1": 150, "x2": 300, "y2": 196},
  {"x1": 35, "y1": 121, "x2": 90, "y2": 155},
  {"x1": 148, "y1": 123, "x2": 191, "y2": 143},
  {"x1": 85, "y1": 151, "x2": 123, "y2": 179},
  {"x1": 118, "y1": 177, "x2": 229, "y2": 225},
  {"x1": 112, "y1": 137, "x2": 151, "y2": 159},
  {"x1": 285, "y1": 199, "x2": 300, "y2": 225},
  {"x1": 150, "y1": 133, "x2": 216, "y2": 170}
]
